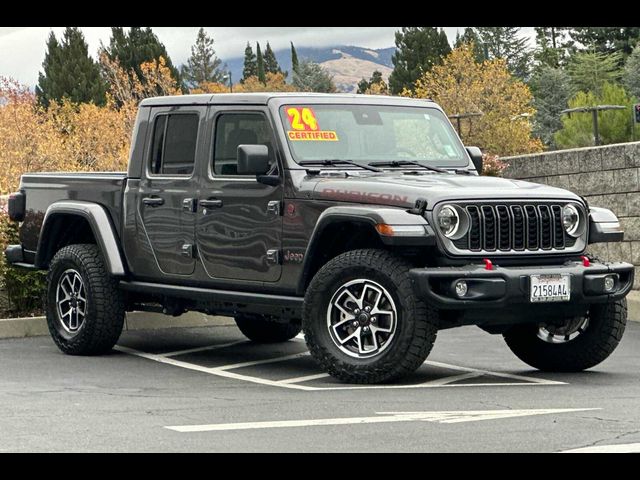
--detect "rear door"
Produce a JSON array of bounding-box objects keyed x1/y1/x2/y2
[
  {"x1": 137, "y1": 107, "x2": 205, "y2": 277},
  {"x1": 196, "y1": 108, "x2": 283, "y2": 283}
]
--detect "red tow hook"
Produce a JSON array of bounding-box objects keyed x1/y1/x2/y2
[
  {"x1": 483, "y1": 258, "x2": 494, "y2": 271},
  {"x1": 581, "y1": 256, "x2": 591, "y2": 267}
]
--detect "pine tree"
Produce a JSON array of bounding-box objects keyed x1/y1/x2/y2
[
  {"x1": 570, "y1": 27, "x2": 640, "y2": 57},
  {"x1": 474, "y1": 27, "x2": 532, "y2": 80},
  {"x1": 291, "y1": 42, "x2": 299, "y2": 74},
  {"x1": 263, "y1": 42, "x2": 282, "y2": 75},
  {"x1": 181, "y1": 28, "x2": 224, "y2": 89},
  {"x1": 36, "y1": 27, "x2": 106, "y2": 107},
  {"x1": 568, "y1": 51, "x2": 624, "y2": 94},
  {"x1": 357, "y1": 71, "x2": 387, "y2": 94},
  {"x1": 104, "y1": 27, "x2": 180, "y2": 87},
  {"x1": 454, "y1": 27, "x2": 486, "y2": 63},
  {"x1": 292, "y1": 60, "x2": 336, "y2": 93},
  {"x1": 389, "y1": 27, "x2": 451, "y2": 95},
  {"x1": 530, "y1": 66, "x2": 575, "y2": 148},
  {"x1": 624, "y1": 44, "x2": 640, "y2": 99},
  {"x1": 242, "y1": 42, "x2": 258, "y2": 82},
  {"x1": 256, "y1": 42, "x2": 266, "y2": 84},
  {"x1": 533, "y1": 27, "x2": 574, "y2": 70}
]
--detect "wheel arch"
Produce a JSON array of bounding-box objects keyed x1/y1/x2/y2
[
  {"x1": 297, "y1": 206, "x2": 434, "y2": 295},
  {"x1": 35, "y1": 201, "x2": 126, "y2": 276}
]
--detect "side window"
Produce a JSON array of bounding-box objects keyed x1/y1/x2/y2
[
  {"x1": 213, "y1": 113, "x2": 275, "y2": 176},
  {"x1": 149, "y1": 113, "x2": 199, "y2": 176}
]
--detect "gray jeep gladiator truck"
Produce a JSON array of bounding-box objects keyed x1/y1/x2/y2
[{"x1": 4, "y1": 93, "x2": 634, "y2": 384}]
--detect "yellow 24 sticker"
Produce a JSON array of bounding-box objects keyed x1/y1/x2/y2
[{"x1": 287, "y1": 107, "x2": 319, "y2": 131}]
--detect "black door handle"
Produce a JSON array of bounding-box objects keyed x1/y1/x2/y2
[
  {"x1": 200, "y1": 199, "x2": 223, "y2": 209},
  {"x1": 142, "y1": 197, "x2": 165, "y2": 207}
]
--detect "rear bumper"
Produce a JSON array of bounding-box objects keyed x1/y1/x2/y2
[{"x1": 410, "y1": 260, "x2": 634, "y2": 310}]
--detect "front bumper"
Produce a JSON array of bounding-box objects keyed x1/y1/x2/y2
[{"x1": 410, "y1": 260, "x2": 634, "y2": 310}]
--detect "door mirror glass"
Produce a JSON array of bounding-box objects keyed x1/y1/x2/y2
[
  {"x1": 465, "y1": 146, "x2": 483, "y2": 174},
  {"x1": 237, "y1": 144, "x2": 270, "y2": 175}
]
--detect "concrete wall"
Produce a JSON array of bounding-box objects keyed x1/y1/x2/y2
[{"x1": 502, "y1": 141, "x2": 640, "y2": 288}]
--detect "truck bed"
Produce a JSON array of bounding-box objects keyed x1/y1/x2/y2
[{"x1": 18, "y1": 172, "x2": 127, "y2": 256}]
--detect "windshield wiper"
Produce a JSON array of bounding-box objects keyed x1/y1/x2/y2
[
  {"x1": 299, "y1": 159, "x2": 382, "y2": 172},
  {"x1": 368, "y1": 160, "x2": 448, "y2": 174}
]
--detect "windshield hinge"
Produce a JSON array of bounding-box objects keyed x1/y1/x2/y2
[{"x1": 408, "y1": 198, "x2": 428, "y2": 216}]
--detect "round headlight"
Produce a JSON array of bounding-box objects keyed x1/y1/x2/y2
[
  {"x1": 438, "y1": 205, "x2": 460, "y2": 238},
  {"x1": 563, "y1": 204, "x2": 580, "y2": 237}
]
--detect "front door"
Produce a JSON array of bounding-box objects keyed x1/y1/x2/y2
[
  {"x1": 138, "y1": 107, "x2": 204, "y2": 277},
  {"x1": 196, "y1": 109, "x2": 283, "y2": 283}
]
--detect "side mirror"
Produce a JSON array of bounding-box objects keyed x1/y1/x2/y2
[
  {"x1": 466, "y1": 146, "x2": 483, "y2": 175},
  {"x1": 237, "y1": 145, "x2": 270, "y2": 175}
]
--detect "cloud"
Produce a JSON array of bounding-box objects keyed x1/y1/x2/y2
[{"x1": 0, "y1": 27, "x2": 535, "y2": 87}]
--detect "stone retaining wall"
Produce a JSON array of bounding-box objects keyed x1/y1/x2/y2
[{"x1": 502, "y1": 141, "x2": 640, "y2": 288}]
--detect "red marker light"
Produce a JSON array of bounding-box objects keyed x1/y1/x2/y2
[
  {"x1": 483, "y1": 258, "x2": 494, "y2": 271},
  {"x1": 581, "y1": 256, "x2": 591, "y2": 267}
]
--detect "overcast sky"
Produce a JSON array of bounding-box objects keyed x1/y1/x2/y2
[{"x1": 0, "y1": 27, "x2": 535, "y2": 87}]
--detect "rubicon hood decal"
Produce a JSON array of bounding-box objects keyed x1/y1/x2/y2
[{"x1": 308, "y1": 173, "x2": 581, "y2": 208}]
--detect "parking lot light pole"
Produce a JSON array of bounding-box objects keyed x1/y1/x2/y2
[
  {"x1": 223, "y1": 73, "x2": 233, "y2": 93},
  {"x1": 561, "y1": 105, "x2": 627, "y2": 146}
]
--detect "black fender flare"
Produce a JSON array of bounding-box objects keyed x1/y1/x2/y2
[
  {"x1": 35, "y1": 201, "x2": 126, "y2": 276},
  {"x1": 297, "y1": 206, "x2": 435, "y2": 294}
]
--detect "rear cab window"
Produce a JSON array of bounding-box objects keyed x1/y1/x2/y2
[{"x1": 149, "y1": 113, "x2": 199, "y2": 176}]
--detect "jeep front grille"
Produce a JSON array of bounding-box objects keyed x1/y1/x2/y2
[{"x1": 450, "y1": 203, "x2": 579, "y2": 254}]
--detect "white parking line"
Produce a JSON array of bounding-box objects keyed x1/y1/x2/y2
[
  {"x1": 160, "y1": 340, "x2": 247, "y2": 358},
  {"x1": 280, "y1": 372, "x2": 332, "y2": 384},
  {"x1": 424, "y1": 360, "x2": 566, "y2": 385},
  {"x1": 561, "y1": 443, "x2": 640, "y2": 453},
  {"x1": 216, "y1": 352, "x2": 310, "y2": 371},
  {"x1": 165, "y1": 408, "x2": 600, "y2": 433},
  {"x1": 116, "y1": 345, "x2": 566, "y2": 391},
  {"x1": 115, "y1": 345, "x2": 317, "y2": 391}
]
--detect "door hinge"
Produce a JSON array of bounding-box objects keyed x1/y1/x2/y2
[
  {"x1": 181, "y1": 244, "x2": 196, "y2": 258},
  {"x1": 267, "y1": 200, "x2": 282, "y2": 216},
  {"x1": 182, "y1": 198, "x2": 197, "y2": 213},
  {"x1": 266, "y1": 249, "x2": 280, "y2": 265}
]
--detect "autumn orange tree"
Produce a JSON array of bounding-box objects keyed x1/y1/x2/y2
[{"x1": 409, "y1": 44, "x2": 543, "y2": 157}]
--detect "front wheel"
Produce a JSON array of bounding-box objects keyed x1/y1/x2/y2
[
  {"x1": 303, "y1": 249, "x2": 438, "y2": 384},
  {"x1": 46, "y1": 244, "x2": 125, "y2": 355},
  {"x1": 503, "y1": 299, "x2": 627, "y2": 372}
]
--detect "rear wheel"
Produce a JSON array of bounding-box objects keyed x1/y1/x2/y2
[
  {"x1": 235, "y1": 314, "x2": 302, "y2": 343},
  {"x1": 303, "y1": 249, "x2": 438, "y2": 384},
  {"x1": 46, "y1": 244, "x2": 125, "y2": 355},
  {"x1": 503, "y1": 299, "x2": 627, "y2": 372}
]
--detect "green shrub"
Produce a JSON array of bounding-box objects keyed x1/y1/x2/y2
[
  {"x1": 554, "y1": 82, "x2": 637, "y2": 149},
  {"x1": 0, "y1": 211, "x2": 46, "y2": 317}
]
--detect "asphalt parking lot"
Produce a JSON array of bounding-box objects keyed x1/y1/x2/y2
[{"x1": 1, "y1": 321, "x2": 639, "y2": 452}]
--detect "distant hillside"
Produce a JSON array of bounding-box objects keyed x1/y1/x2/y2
[{"x1": 221, "y1": 45, "x2": 395, "y2": 93}]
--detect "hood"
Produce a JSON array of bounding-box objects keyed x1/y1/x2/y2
[{"x1": 304, "y1": 172, "x2": 582, "y2": 210}]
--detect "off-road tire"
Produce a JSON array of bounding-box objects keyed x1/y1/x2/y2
[
  {"x1": 46, "y1": 244, "x2": 125, "y2": 355},
  {"x1": 503, "y1": 299, "x2": 627, "y2": 372},
  {"x1": 235, "y1": 314, "x2": 302, "y2": 343},
  {"x1": 303, "y1": 249, "x2": 438, "y2": 384}
]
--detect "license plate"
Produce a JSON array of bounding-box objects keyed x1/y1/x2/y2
[{"x1": 530, "y1": 274, "x2": 571, "y2": 303}]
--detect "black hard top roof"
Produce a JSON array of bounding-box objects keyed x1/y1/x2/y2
[{"x1": 139, "y1": 92, "x2": 438, "y2": 109}]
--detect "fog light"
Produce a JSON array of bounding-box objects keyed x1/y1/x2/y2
[
  {"x1": 455, "y1": 280, "x2": 468, "y2": 298},
  {"x1": 604, "y1": 275, "x2": 616, "y2": 292}
]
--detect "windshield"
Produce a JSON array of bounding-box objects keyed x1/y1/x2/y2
[{"x1": 279, "y1": 104, "x2": 468, "y2": 168}]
